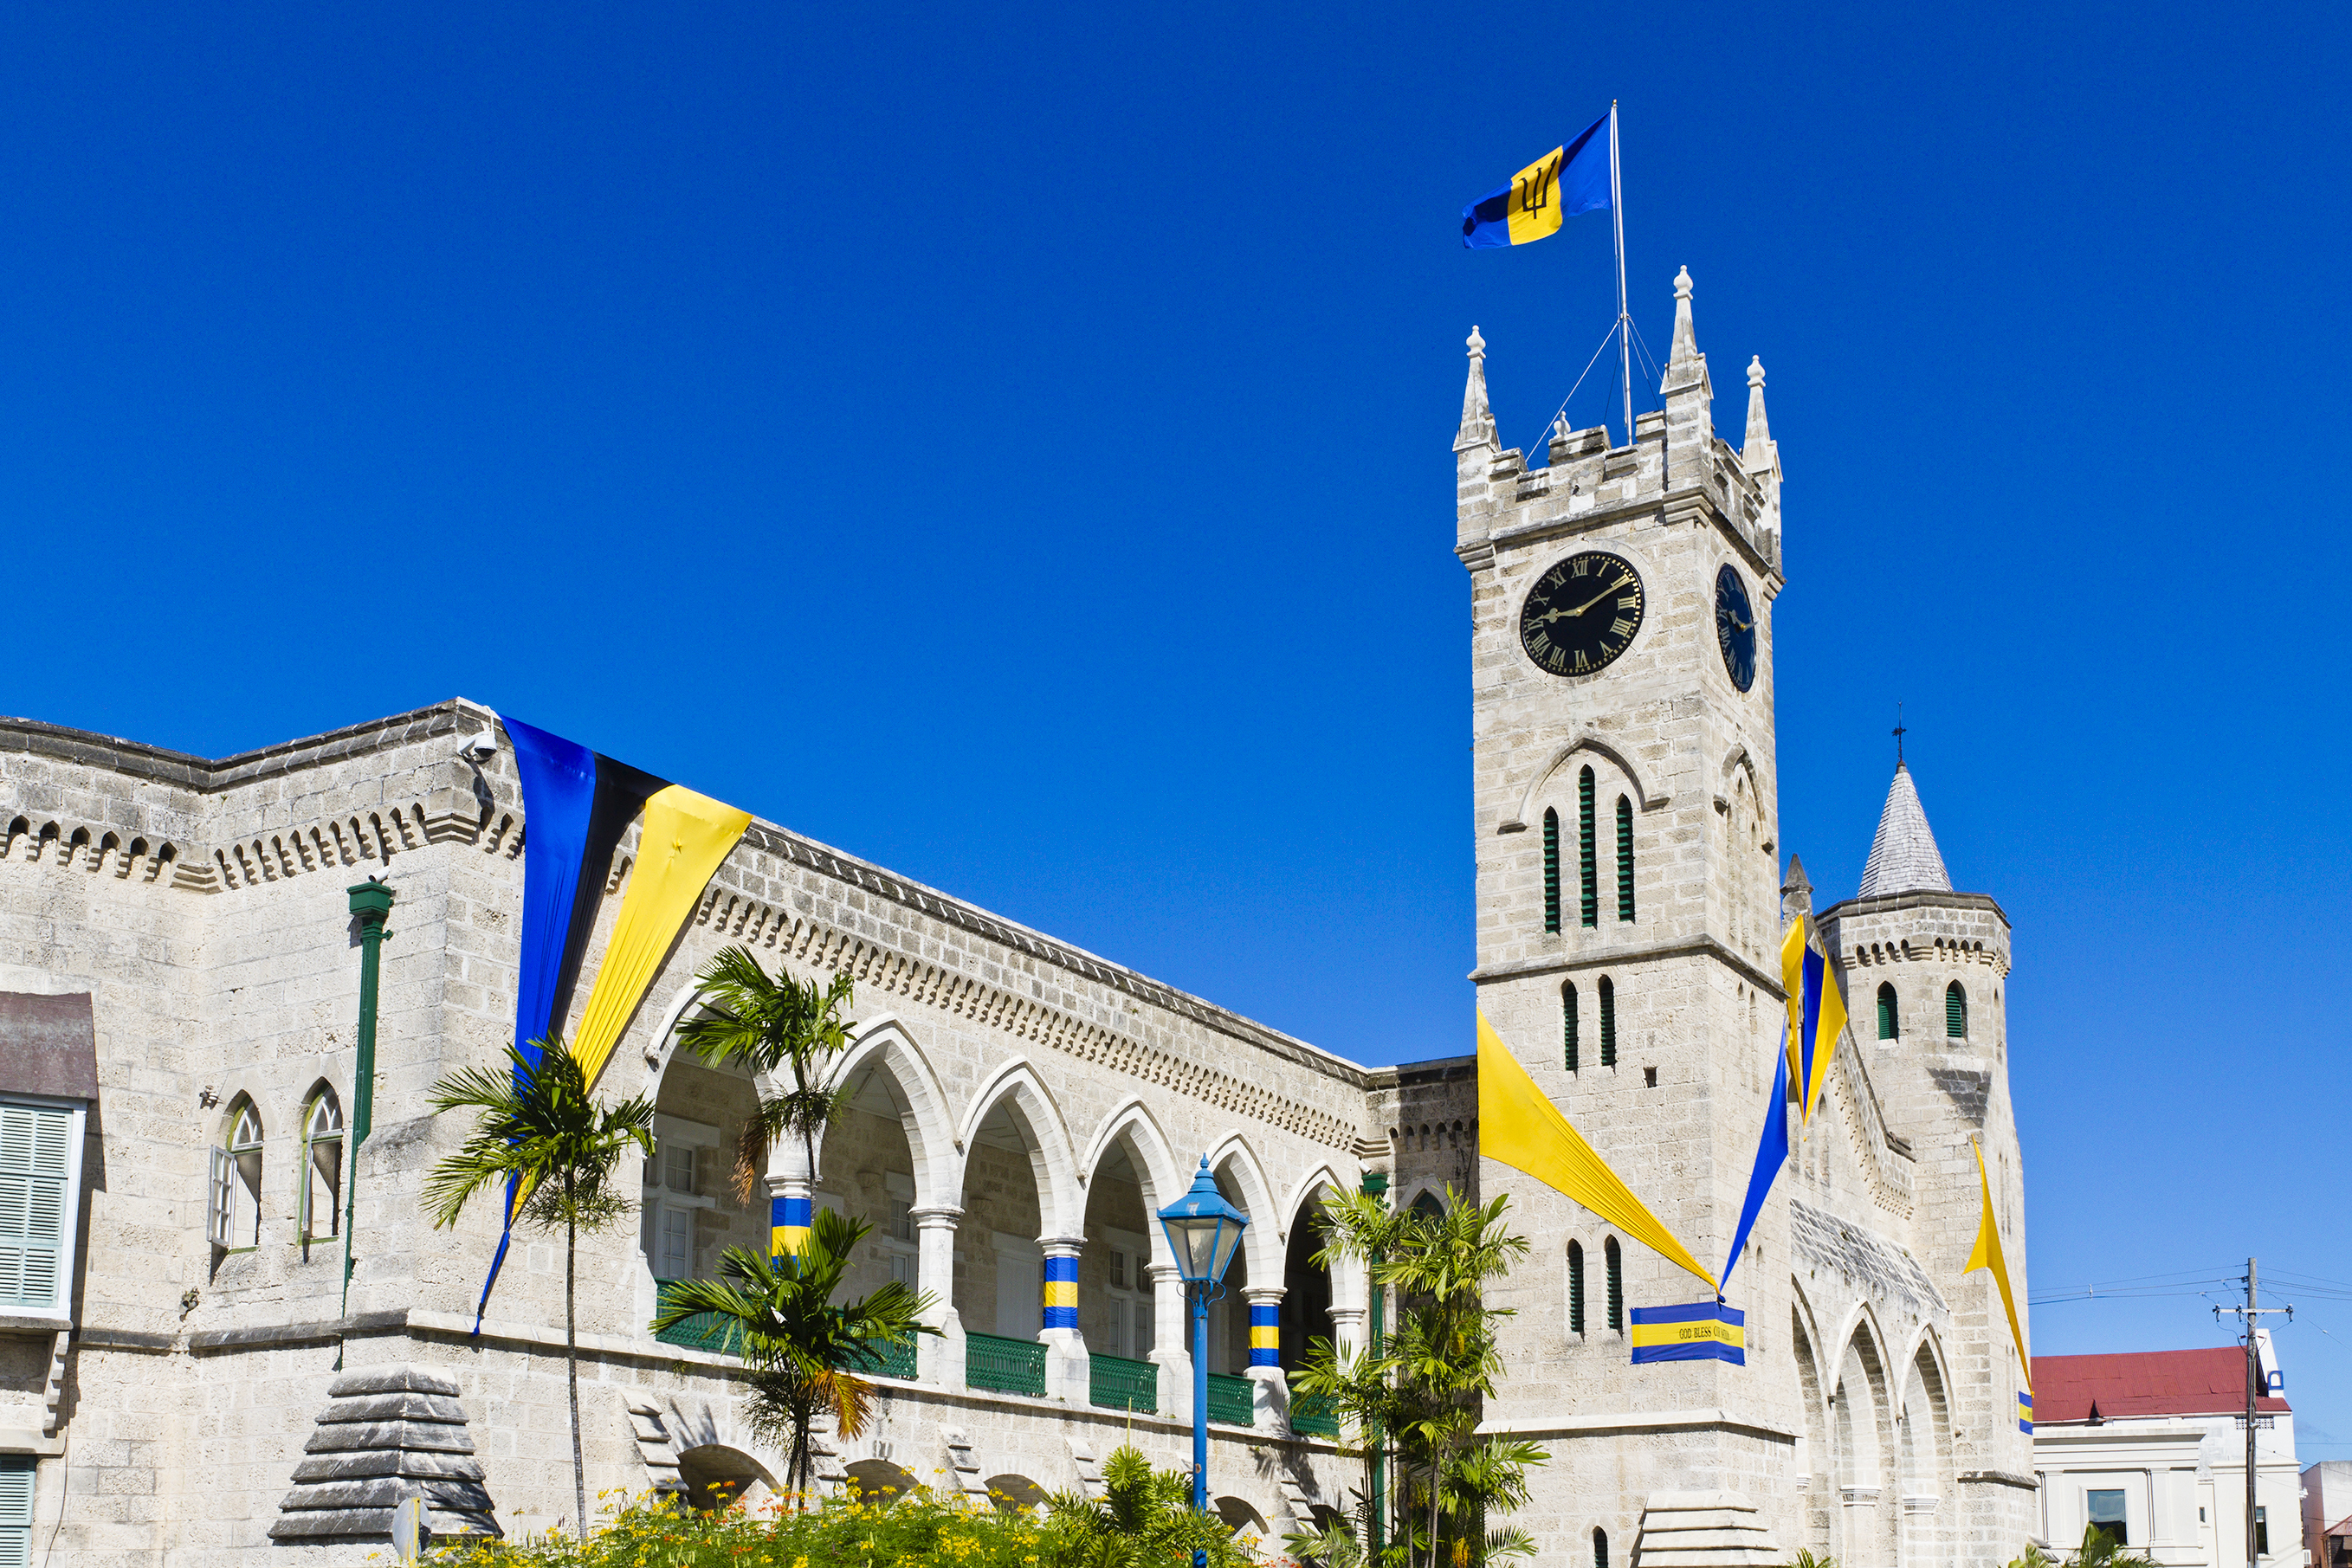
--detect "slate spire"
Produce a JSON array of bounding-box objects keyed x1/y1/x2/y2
[
  {"x1": 1455, "y1": 326, "x2": 1496, "y2": 456},
  {"x1": 1858, "y1": 765, "x2": 1952, "y2": 898}
]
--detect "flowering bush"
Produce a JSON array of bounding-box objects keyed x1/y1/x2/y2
[{"x1": 420, "y1": 1462, "x2": 1272, "y2": 1568}]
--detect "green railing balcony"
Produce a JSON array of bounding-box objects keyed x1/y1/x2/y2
[
  {"x1": 1290, "y1": 1392, "x2": 1340, "y2": 1438},
  {"x1": 650, "y1": 1280, "x2": 745, "y2": 1358},
  {"x1": 965, "y1": 1332, "x2": 1047, "y2": 1398},
  {"x1": 843, "y1": 1335, "x2": 920, "y2": 1382},
  {"x1": 1089, "y1": 1352, "x2": 1157, "y2": 1414},
  {"x1": 1206, "y1": 1372, "x2": 1254, "y2": 1427}
]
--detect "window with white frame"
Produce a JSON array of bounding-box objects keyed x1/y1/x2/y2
[
  {"x1": 207, "y1": 1098, "x2": 264, "y2": 1251},
  {"x1": 0, "y1": 1104, "x2": 76, "y2": 1311},
  {"x1": 300, "y1": 1088, "x2": 344, "y2": 1252},
  {"x1": 640, "y1": 1114, "x2": 719, "y2": 1282},
  {"x1": 881, "y1": 1171, "x2": 917, "y2": 1289},
  {"x1": 1097, "y1": 1227, "x2": 1153, "y2": 1360}
]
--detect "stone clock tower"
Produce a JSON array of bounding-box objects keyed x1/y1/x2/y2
[
  {"x1": 1457, "y1": 268, "x2": 1806, "y2": 1563},
  {"x1": 1451, "y1": 270, "x2": 2034, "y2": 1568}
]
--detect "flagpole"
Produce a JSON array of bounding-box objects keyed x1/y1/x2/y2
[{"x1": 1609, "y1": 100, "x2": 1632, "y2": 448}]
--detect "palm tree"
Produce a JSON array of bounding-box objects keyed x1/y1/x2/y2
[
  {"x1": 675, "y1": 946, "x2": 856, "y2": 1200},
  {"x1": 650, "y1": 1206, "x2": 934, "y2": 1501},
  {"x1": 1046, "y1": 1442, "x2": 1256, "y2": 1568},
  {"x1": 424, "y1": 1038, "x2": 655, "y2": 1539}
]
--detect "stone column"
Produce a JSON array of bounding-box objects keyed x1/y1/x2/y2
[
  {"x1": 1040, "y1": 1236, "x2": 1090, "y2": 1403},
  {"x1": 913, "y1": 1206, "x2": 965, "y2": 1391},
  {"x1": 1244, "y1": 1284, "x2": 1289, "y2": 1433},
  {"x1": 1148, "y1": 1261, "x2": 1191, "y2": 1422},
  {"x1": 1329, "y1": 1251, "x2": 1369, "y2": 1358}
]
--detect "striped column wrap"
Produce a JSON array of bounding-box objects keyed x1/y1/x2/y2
[
  {"x1": 2017, "y1": 1391, "x2": 2033, "y2": 1434},
  {"x1": 1248, "y1": 1303, "x2": 1281, "y2": 1367},
  {"x1": 1043, "y1": 1255, "x2": 1079, "y2": 1331},
  {"x1": 770, "y1": 1194, "x2": 811, "y2": 1256}
]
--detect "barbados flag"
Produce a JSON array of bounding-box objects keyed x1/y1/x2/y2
[
  {"x1": 1461, "y1": 109, "x2": 1612, "y2": 249},
  {"x1": 1631, "y1": 1302, "x2": 1745, "y2": 1365},
  {"x1": 2018, "y1": 1390, "x2": 2034, "y2": 1435}
]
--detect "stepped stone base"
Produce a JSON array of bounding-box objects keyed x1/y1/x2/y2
[
  {"x1": 1633, "y1": 1490, "x2": 1784, "y2": 1568},
  {"x1": 269, "y1": 1366, "x2": 501, "y2": 1544}
]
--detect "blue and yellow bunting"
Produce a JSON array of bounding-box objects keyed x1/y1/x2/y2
[
  {"x1": 1043, "y1": 1255, "x2": 1079, "y2": 1331},
  {"x1": 1631, "y1": 1302, "x2": 1745, "y2": 1365},
  {"x1": 771, "y1": 1194, "x2": 812, "y2": 1257},
  {"x1": 1249, "y1": 1303, "x2": 1281, "y2": 1367},
  {"x1": 2018, "y1": 1390, "x2": 2034, "y2": 1435}
]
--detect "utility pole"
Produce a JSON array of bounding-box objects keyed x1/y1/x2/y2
[{"x1": 2217, "y1": 1258, "x2": 2293, "y2": 1568}]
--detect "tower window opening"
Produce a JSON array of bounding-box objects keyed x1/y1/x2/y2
[
  {"x1": 1604, "y1": 1237, "x2": 1623, "y2": 1331},
  {"x1": 1567, "y1": 1241, "x2": 1585, "y2": 1334},
  {"x1": 1615, "y1": 796, "x2": 1635, "y2": 922},
  {"x1": 1543, "y1": 808, "x2": 1561, "y2": 933},
  {"x1": 1595, "y1": 1529, "x2": 1610, "y2": 1568},
  {"x1": 1599, "y1": 977, "x2": 1617, "y2": 1068},
  {"x1": 1563, "y1": 982, "x2": 1580, "y2": 1072},
  {"x1": 1946, "y1": 981, "x2": 1968, "y2": 1038},
  {"x1": 1877, "y1": 983, "x2": 1898, "y2": 1041},
  {"x1": 1579, "y1": 767, "x2": 1597, "y2": 927}
]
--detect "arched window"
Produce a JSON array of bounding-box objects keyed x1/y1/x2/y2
[
  {"x1": 1946, "y1": 981, "x2": 1968, "y2": 1038},
  {"x1": 1594, "y1": 1528, "x2": 1610, "y2": 1568},
  {"x1": 1615, "y1": 796, "x2": 1635, "y2": 923},
  {"x1": 1563, "y1": 982, "x2": 1580, "y2": 1072},
  {"x1": 1578, "y1": 767, "x2": 1598, "y2": 927},
  {"x1": 1542, "y1": 808, "x2": 1561, "y2": 933},
  {"x1": 209, "y1": 1098, "x2": 264, "y2": 1249},
  {"x1": 1604, "y1": 1236, "x2": 1623, "y2": 1331},
  {"x1": 1599, "y1": 977, "x2": 1617, "y2": 1068},
  {"x1": 1877, "y1": 983, "x2": 1899, "y2": 1041},
  {"x1": 300, "y1": 1088, "x2": 345, "y2": 1252},
  {"x1": 1567, "y1": 1241, "x2": 1586, "y2": 1334}
]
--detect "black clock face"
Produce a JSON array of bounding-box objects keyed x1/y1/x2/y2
[
  {"x1": 1519, "y1": 552, "x2": 1644, "y2": 677},
  {"x1": 1716, "y1": 564, "x2": 1757, "y2": 692}
]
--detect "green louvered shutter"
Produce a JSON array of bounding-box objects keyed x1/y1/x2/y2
[
  {"x1": 1562, "y1": 984, "x2": 1579, "y2": 1072},
  {"x1": 1578, "y1": 771, "x2": 1598, "y2": 927},
  {"x1": 1946, "y1": 984, "x2": 1967, "y2": 1038},
  {"x1": 0, "y1": 1107, "x2": 72, "y2": 1310},
  {"x1": 1598, "y1": 978, "x2": 1616, "y2": 1068},
  {"x1": 1877, "y1": 984, "x2": 1897, "y2": 1042},
  {"x1": 0, "y1": 1454, "x2": 34, "y2": 1567},
  {"x1": 1542, "y1": 810, "x2": 1560, "y2": 933},
  {"x1": 1615, "y1": 797, "x2": 1635, "y2": 923},
  {"x1": 1567, "y1": 1242, "x2": 1585, "y2": 1333}
]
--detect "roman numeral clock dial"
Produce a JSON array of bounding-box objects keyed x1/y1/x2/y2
[{"x1": 1518, "y1": 551, "x2": 1645, "y2": 677}]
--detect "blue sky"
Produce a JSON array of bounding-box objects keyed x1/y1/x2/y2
[{"x1": 6, "y1": 3, "x2": 2349, "y2": 1452}]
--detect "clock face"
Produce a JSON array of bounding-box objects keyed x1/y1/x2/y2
[
  {"x1": 1519, "y1": 551, "x2": 1645, "y2": 678},
  {"x1": 1716, "y1": 564, "x2": 1757, "y2": 692}
]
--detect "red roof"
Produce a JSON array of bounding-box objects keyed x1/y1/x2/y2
[{"x1": 2032, "y1": 1348, "x2": 2289, "y2": 1423}]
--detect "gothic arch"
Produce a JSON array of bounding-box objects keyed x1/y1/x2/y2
[
  {"x1": 1205, "y1": 1133, "x2": 1283, "y2": 1285},
  {"x1": 638, "y1": 1392, "x2": 792, "y2": 1503},
  {"x1": 1278, "y1": 1163, "x2": 1347, "y2": 1245},
  {"x1": 1500, "y1": 734, "x2": 1669, "y2": 834},
  {"x1": 956, "y1": 1058, "x2": 1083, "y2": 1237},
  {"x1": 1078, "y1": 1098, "x2": 1185, "y2": 1264},
  {"x1": 828, "y1": 1013, "x2": 956, "y2": 1211}
]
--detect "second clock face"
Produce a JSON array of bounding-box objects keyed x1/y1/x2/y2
[
  {"x1": 1716, "y1": 564, "x2": 1757, "y2": 692},
  {"x1": 1519, "y1": 551, "x2": 1644, "y2": 678}
]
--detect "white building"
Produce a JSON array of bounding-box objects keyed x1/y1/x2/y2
[{"x1": 2032, "y1": 1348, "x2": 2300, "y2": 1568}]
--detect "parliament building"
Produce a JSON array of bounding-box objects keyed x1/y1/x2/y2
[{"x1": 0, "y1": 268, "x2": 2032, "y2": 1566}]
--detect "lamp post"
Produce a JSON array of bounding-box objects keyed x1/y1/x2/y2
[{"x1": 1158, "y1": 1154, "x2": 1250, "y2": 1568}]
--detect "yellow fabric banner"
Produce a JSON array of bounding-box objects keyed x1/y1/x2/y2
[
  {"x1": 1476, "y1": 1011, "x2": 1716, "y2": 1290},
  {"x1": 569, "y1": 784, "x2": 753, "y2": 1094},
  {"x1": 1780, "y1": 919, "x2": 1807, "y2": 1092},
  {"x1": 1806, "y1": 943, "x2": 1847, "y2": 1122},
  {"x1": 1963, "y1": 1139, "x2": 2031, "y2": 1392}
]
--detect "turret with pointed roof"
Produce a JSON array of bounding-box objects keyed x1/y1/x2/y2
[{"x1": 1858, "y1": 764, "x2": 1952, "y2": 898}]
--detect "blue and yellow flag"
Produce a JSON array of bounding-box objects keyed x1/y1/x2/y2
[
  {"x1": 1631, "y1": 1302, "x2": 1745, "y2": 1365},
  {"x1": 1964, "y1": 1139, "x2": 2032, "y2": 1396},
  {"x1": 1461, "y1": 109, "x2": 1612, "y2": 249},
  {"x1": 2018, "y1": 1390, "x2": 2034, "y2": 1435}
]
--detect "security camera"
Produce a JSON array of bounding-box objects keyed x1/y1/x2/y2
[{"x1": 459, "y1": 733, "x2": 500, "y2": 761}]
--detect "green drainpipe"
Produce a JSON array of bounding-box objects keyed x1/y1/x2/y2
[
  {"x1": 339, "y1": 879, "x2": 395, "y2": 1326},
  {"x1": 1363, "y1": 1171, "x2": 1388, "y2": 1564}
]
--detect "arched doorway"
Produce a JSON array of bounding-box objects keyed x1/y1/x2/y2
[
  {"x1": 677, "y1": 1444, "x2": 776, "y2": 1513},
  {"x1": 987, "y1": 1474, "x2": 1049, "y2": 1514},
  {"x1": 843, "y1": 1459, "x2": 915, "y2": 1506}
]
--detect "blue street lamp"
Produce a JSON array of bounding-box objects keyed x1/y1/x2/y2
[{"x1": 1157, "y1": 1155, "x2": 1250, "y2": 1565}]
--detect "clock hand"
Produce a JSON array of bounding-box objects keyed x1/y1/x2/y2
[{"x1": 1564, "y1": 584, "x2": 1620, "y2": 618}]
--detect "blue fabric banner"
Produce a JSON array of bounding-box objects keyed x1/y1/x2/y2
[
  {"x1": 1717, "y1": 1029, "x2": 1790, "y2": 1297},
  {"x1": 504, "y1": 717, "x2": 600, "y2": 1068},
  {"x1": 1630, "y1": 1301, "x2": 1746, "y2": 1365}
]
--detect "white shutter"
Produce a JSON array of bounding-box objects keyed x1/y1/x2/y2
[
  {"x1": 0, "y1": 1109, "x2": 68, "y2": 1307},
  {"x1": 0, "y1": 1455, "x2": 32, "y2": 1568},
  {"x1": 207, "y1": 1145, "x2": 233, "y2": 1248}
]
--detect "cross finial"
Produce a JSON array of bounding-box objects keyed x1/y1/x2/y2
[{"x1": 1893, "y1": 701, "x2": 1907, "y2": 769}]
